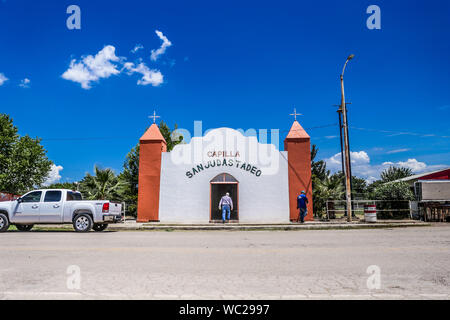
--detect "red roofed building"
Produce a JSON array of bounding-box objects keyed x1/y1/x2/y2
[{"x1": 393, "y1": 167, "x2": 450, "y2": 185}]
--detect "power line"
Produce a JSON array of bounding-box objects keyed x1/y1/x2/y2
[
  {"x1": 42, "y1": 136, "x2": 138, "y2": 141},
  {"x1": 350, "y1": 126, "x2": 450, "y2": 139},
  {"x1": 40, "y1": 123, "x2": 450, "y2": 142},
  {"x1": 41, "y1": 123, "x2": 339, "y2": 141}
]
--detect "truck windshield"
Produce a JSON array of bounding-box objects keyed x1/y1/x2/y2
[{"x1": 67, "y1": 191, "x2": 82, "y2": 201}]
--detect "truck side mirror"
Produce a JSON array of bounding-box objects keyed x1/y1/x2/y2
[{"x1": 17, "y1": 198, "x2": 23, "y2": 203}]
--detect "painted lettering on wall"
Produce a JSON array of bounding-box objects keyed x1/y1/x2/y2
[
  {"x1": 186, "y1": 159, "x2": 262, "y2": 178},
  {"x1": 207, "y1": 150, "x2": 241, "y2": 157}
]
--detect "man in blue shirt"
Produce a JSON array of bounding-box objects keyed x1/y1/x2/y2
[{"x1": 296, "y1": 190, "x2": 309, "y2": 223}]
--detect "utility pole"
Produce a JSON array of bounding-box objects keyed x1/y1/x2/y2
[
  {"x1": 340, "y1": 54, "x2": 355, "y2": 222},
  {"x1": 335, "y1": 103, "x2": 355, "y2": 218},
  {"x1": 334, "y1": 105, "x2": 346, "y2": 178},
  {"x1": 344, "y1": 104, "x2": 355, "y2": 218}
]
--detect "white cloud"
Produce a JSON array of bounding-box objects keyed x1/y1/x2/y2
[
  {"x1": 62, "y1": 42, "x2": 171, "y2": 88},
  {"x1": 327, "y1": 151, "x2": 370, "y2": 171},
  {"x1": 62, "y1": 45, "x2": 121, "y2": 89},
  {"x1": 395, "y1": 159, "x2": 427, "y2": 172},
  {"x1": 43, "y1": 164, "x2": 63, "y2": 186},
  {"x1": 350, "y1": 151, "x2": 370, "y2": 164},
  {"x1": 131, "y1": 44, "x2": 144, "y2": 53},
  {"x1": 386, "y1": 148, "x2": 410, "y2": 154},
  {"x1": 150, "y1": 30, "x2": 172, "y2": 61},
  {"x1": 366, "y1": 176, "x2": 378, "y2": 184},
  {"x1": 123, "y1": 62, "x2": 163, "y2": 86},
  {"x1": 19, "y1": 78, "x2": 31, "y2": 88},
  {"x1": 0, "y1": 73, "x2": 8, "y2": 86},
  {"x1": 325, "y1": 151, "x2": 441, "y2": 182}
]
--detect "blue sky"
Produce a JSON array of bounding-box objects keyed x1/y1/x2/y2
[{"x1": 1, "y1": 0, "x2": 449, "y2": 184}]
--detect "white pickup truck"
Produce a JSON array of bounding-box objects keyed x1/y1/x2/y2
[{"x1": 0, "y1": 189, "x2": 122, "y2": 232}]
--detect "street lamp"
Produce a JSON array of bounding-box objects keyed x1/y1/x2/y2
[{"x1": 340, "y1": 54, "x2": 354, "y2": 222}]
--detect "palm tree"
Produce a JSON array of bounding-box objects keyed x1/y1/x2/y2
[
  {"x1": 79, "y1": 166, "x2": 123, "y2": 200},
  {"x1": 316, "y1": 175, "x2": 345, "y2": 218},
  {"x1": 317, "y1": 175, "x2": 345, "y2": 201},
  {"x1": 380, "y1": 166, "x2": 413, "y2": 182}
]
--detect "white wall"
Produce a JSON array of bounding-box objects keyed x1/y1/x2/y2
[{"x1": 158, "y1": 128, "x2": 289, "y2": 223}]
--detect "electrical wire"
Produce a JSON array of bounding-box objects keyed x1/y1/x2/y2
[{"x1": 40, "y1": 123, "x2": 450, "y2": 141}]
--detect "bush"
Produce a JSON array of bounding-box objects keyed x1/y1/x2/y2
[{"x1": 373, "y1": 182, "x2": 415, "y2": 219}]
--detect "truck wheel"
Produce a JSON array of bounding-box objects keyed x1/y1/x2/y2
[
  {"x1": 73, "y1": 214, "x2": 93, "y2": 232},
  {"x1": 16, "y1": 224, "x2": 34, "y2": 232},
  {"x1": 93, "y1": 224, "x2": 108, "y2": 232},
  {"x1": 0, "y1": 213, "x2": 10, "y2": 232}
]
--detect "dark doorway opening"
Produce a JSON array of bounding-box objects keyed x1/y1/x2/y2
[{"x1": 210, "y1": 173, "x2": 239, "y2": 222}]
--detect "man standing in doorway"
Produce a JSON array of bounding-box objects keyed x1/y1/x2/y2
[
  {"x1": 219, "y1": 192, "x2": 233, "y2": 223},
  {"x1": 297, "y1": 190, "x2": 309, "y2": 223}
]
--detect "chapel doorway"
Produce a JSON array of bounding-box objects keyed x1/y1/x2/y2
[{"x1": 210, "y1": 173, "x2": 239, "y2": 222}]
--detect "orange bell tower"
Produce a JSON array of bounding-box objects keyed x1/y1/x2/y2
[
  {"x1": 137, "y1": 122, "x2": 167, "y2": 222},
  {"x1": 284, "y1": 119, "x2": 314, "y2": 221}
]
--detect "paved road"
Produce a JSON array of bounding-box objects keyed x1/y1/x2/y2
[{"x1": 1, "y1": 225, "x2": 449, "y2": 299}]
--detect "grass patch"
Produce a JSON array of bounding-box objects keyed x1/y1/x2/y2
[{"x1": 7, "y1": 224, "x2": 74, "y2": 232}]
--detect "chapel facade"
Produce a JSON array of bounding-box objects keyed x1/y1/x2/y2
[{"x1": 137, "y1": 120, "x2": 313, "y2": 223}]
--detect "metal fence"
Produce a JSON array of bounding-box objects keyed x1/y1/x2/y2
[
  {"x1": 325, "y1": 200, "x2": 413, "y2": 220},
  {"x1": 0, "y1": 192, "x2": 20, "y2": 202}
]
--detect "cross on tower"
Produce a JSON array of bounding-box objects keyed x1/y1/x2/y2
[
  {"x1": 290, "y1": 107, "x2": 302, "y2": 121},
  {"x1": 149, "y1": 110, "x2": 160, "y2": 124}
]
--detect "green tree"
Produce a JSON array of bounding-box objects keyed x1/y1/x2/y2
[
  {"x1": 311, "y1": 145, "x2": 329, "y2": 217},
  {"x1": 158, "y1": 121, "x2": 184, "y2": 152},
  {"x1": 367, "y1": 179, "x2": 383, "y2": 198},
  {"x1": 79, "y1": 166, "x2": 123, "y2": 201},
  {"x1": 42, "y1": 182, "x2": 78, "y2": 190},
  {"x1": 373, "y1": 181, "x2": 415, "y2": 219},
  {"x1": 366, "y1": 166, "x2": 414, "y2": 205},
  {"x1": 329, "y1": 171, "x2": 368, "y2": 199},
  {"x1": 0, "y1": 114, "x2": 53, "y2": 194},
  {"x1": 118, "y1": 144, "x2": 139, "y2": 216},
  {"x1": 0, "y1": 114, "x2": 18, "y2": 174},
  {"x1": 380, "y1": 166, "x2": 413, "y2": 182},
  {"x1": 351, "y1": 176, "x2": 368, "y2": 199},
  {"x1": 373, "y1": 181, "x2": 415, "y2": 201},
  {"x1": 315, "y1": 174, "x2": 345, "y2": 218},
  {"x1": 311, "y1": 145, "x2": 328, "y2": 181}
]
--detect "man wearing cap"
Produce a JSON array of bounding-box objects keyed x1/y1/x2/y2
[
  {"x1": 296, "y1": 190, "x2": 309, "y2": 223},
  {"x1": 219, "y1": 192, "x2": 233, "y2": 223}
]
